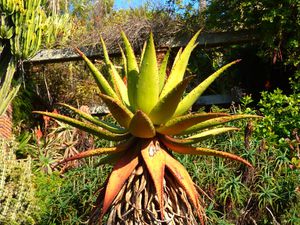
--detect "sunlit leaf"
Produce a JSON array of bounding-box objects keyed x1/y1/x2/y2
[
  {"x1": 136, "y1": 32, "x2": 159, "y2": 114},
  {"x1": 158, "y1": 49, "x2": 170, "y2": 92},
  {"x1": 174, "y1": 60, "x2": 241, "y2": 116},
  {"x1": 182, "y1": 114, "x2": 261, "y2": 135},
  {"x1": 33, "y1": 111, "x2": 130, "y2": 141},
  {"x1": 161, "y1": 136, "x2": 253, "y2": 168},
  {"x1": 58, "y1": 103, "x2": 126, "y2": 134},
  {"x1": 121, "y1": 31, "x2": 139, "y2": 110},
  {"x1": 100, "y1": 36, "x2": 129, "y2": 105},
  {"x1": 156, "y1": 112, "x2": 228, "y2": 135},
  {"x1": 149, "y1": 76, "x2": 194, "y2": 125},
  {"x1": 160, "y1": 30, "x2": 201, "y2": 98},
  {"x1": 187, "y1": 127, "x2": 240, "y2": 143},
  {"x1": 75, "y1": 47, "x2": 118, "y2": 99}
]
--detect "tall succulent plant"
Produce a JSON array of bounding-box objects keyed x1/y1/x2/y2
[
  {"x1": 35, "y1": 31, "x2": 259, "y2": 224},
  {"x1": 0, "y1": 0, "x2": 70, "y2": 117},
  {"x1": 0, "y1": 59, "x2": 19, "y2": 116}
]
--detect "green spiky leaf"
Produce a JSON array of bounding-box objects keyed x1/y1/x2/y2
[
  {"x1": 174, "y1": 60, "x2": 241, "y2": 116},
  {"x1": 161, "y1": 136, "x2": 253, "y2": 168},
  {"x1": 58, "y1": 103, "x2": 126, "y2": 134},
  {"x1": 158, "y1": 49, "x2": 170, "y2": 92},
  {"x1": 157, "y1": 112, "x2": 228, "y2": 135},
  {"x1": 160, "y1": 30, "x2": 201, "y2": 98},
  {"x1": 121, "y1": 31, "x2": 139, "y2": 110},
  {"x1": 33, "y1": 111, "x2": 130, "y2": 141},
  {"x1": 75, "y1": 48, "x2": 118, "y2": 99},
  {"x1": 149, "y1": 76, "x2": 194, "y2": 125},
  {"x1": 187, "y1": 127, "x2": 240, "y2": 143},
  {"x1": 100, "y1": 36, "x2": 129, "y2": 105},
  {"x1": 182, "y1": 114, "x2": 261, "y2": 135},
  {"x1": 136, "y1": 33, "x2": 159, "y2": 114}
]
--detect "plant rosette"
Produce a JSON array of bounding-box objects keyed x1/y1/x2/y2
[{"x1": 34, "y1": 31, "x2": 259, "y2": 224}]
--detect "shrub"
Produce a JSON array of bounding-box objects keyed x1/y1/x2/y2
[{"x1": 0, "y1": 138, "x2": 40, "y2": 224}]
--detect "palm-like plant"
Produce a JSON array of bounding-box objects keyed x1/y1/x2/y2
[{"x1": 34, "y1": 31, "x2": 259, "y2": 224}]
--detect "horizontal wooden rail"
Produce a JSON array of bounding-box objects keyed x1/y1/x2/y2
[{"x1": 28, "y1": 30, "x2": 259, "y2": 64}]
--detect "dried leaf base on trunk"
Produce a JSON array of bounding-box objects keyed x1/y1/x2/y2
[{"x1": 89, "y1": 164, "x2": 199, "y2": 225}]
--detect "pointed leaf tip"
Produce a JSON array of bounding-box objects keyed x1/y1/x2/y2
[
  {"x1": 160, "y1": 30, "x2": 201, "y2": 98},
  {"x1": 161, "y1": 136, "x2": 253, "y2": 168},
  {"x1": 136, "y1": 32, "x2": 159, "y2": 114},
  {"x1": 174, "y1": 59, "x2": 242, "y2": 116},
  {"x1": 99, "y1": 93, "x2": 133, "y2": 128}
]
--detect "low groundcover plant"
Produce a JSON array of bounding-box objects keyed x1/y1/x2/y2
[{"x1": 34, "y1": 31, "x2": 259, "y2": 224}]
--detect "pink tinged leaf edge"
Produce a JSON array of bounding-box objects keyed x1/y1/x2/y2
[{"x1": 161, "y1": 135, "x2": 253, "y2": 168}]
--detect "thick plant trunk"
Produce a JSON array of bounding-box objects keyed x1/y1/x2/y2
[{"x1": 89, "y1": 163, "x2": 199, "y2": 225}]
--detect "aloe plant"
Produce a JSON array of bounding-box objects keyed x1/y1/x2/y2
[{"x1": 34, "y1": 31, "x2": 259, "y2": 224}]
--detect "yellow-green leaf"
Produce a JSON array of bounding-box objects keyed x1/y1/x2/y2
[
  {"x1": 182, "y1": 114, "x2": 261, "y2": 135},
  {"x1": 161, "y1": 136, "x2": 253, "y2": 168},
  {"x1": 119, "y1": 44, "x2": 127, "y2": 79},
  {"x1": 156, "y1": 112, "x2": 228, "y2": 135},
  {"x1": 139, "y1": 41, "x2": 147, "y2": 67},
  {"x1": 174, "y1": 60, "x2": 241, "y2": 117},
  {"x1": 158, "y1": 49, "x2": 170, "y2": 92},
  {"x1": 149, "y1": 76, "x2": 194, "y2": 125},
  {"x1": 33, "y1": 111, "x2": 130, "y2": 141},
  {"x1": 75, "y1": 48, "x2": 118, "y2": 99},
  {"x1": 136, "y1": 32, "x2": 159, "y2": 114},
  {"x1": 160, "y1": 30, "x2": 201, "y2": 98},
  {"x1": 121, "y1": 31, "x2": 139, "y2": 110},
  {"x1": 100, "y1": 36, "x2": 129, "y2": 105},
  {"x1": 187, "y1": 127, "x2": 240, "y2": 143},
  {"x1": 58, "y1": 103, "x2": 126, "y2": 134}
]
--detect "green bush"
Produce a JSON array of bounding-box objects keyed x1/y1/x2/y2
[
  {"x1": 256, "y1": 88, "x2": 300, "y2": 140},
  {"x1": 34, "y1": 159, "x2": 111, "y2": 225}
]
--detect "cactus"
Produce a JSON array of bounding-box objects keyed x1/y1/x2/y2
[
  {"x1": 0, "y1": 58, "x2": 19, "y2": 116},
  {"x1": 0, "y1": 137, "x2": 39, "y2": 224},
  {"x1": 9, "y1": 0, "x2": 45, "y2": 59},
  {"x1": 0, "y1": 0, "x2": 70, "y2": 117},
  {"x1": 0, "y1": 0, "x2": 24, "y2": 14},
  {"x1": 0, "y1": 15, "x2": 13, "y2": 40}
]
